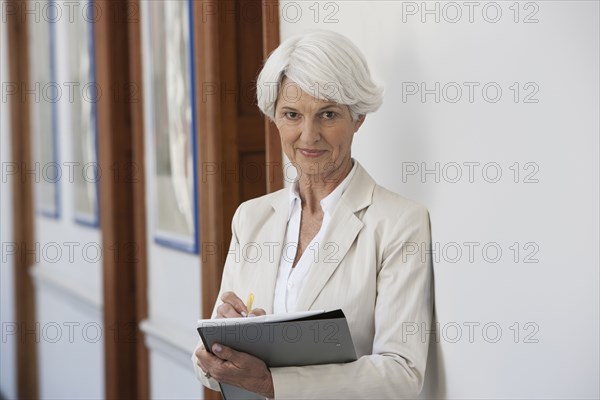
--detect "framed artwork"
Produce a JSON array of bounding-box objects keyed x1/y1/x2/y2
[
  {"x1": 141, "y1": 0, "x2": 199, "y2": 253},
  {"x1": 29, "y1": 0, "x2": 60, "y2": 218},
  {"x1": 66, "y1": 0, "x2": 100, "y2": 227}
]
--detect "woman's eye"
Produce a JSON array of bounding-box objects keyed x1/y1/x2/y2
[
  {"x1": 285, "y1": 112, "x2": 299, "y2": 119},
  {"x1": 322, "y1": 111, "x2": 336, "y2": 120}
]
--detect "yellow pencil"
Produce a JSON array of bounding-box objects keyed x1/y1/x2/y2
[{"x1": 246, "y1": 293, "x2": 254, "y2": 316}]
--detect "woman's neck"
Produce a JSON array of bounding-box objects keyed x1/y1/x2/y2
[{"x1": 296, "y1": 158, "x2": 353, "y2": 214}]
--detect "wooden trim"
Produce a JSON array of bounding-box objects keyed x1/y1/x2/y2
[
  {"x1": 193, "y1": 0, "x2": 237, "y2": 400},
  {"x1": 195, "y1": 0, "x2": 225, "y2": 324},
  {"x1": 219, "y1": 0, "x2": 242, "y2": 244},
  {"x1": 195, "y1": 2, "x2": 226, "y2": 398},
  {"x1": 262, "y1": 0, "x2": 283, "y2": 193},
  {"x1": 127, "y1": 1, "x2": 150, "y2": 398},
  {"x1": 6, "y1": 1, "x2": 38, "y2": 398},
  {"x1": 94, "y1": 1, "x2": 142, "y2": 398}
]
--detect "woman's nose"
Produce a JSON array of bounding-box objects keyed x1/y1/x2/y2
[{"x1": 299, "y1": 118, "x2": 320, "y2": 143}]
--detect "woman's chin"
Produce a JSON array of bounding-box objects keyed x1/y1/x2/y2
[{"x1": 293, "y1": 160, "x2": 323, "y2": 177}]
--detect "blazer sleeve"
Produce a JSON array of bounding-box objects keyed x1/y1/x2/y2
[
  {"x1": 269, "y1": 204, "x2": 434, "y2": 399},
  {"x1": 191, "y1": 204, "x2": 245, "y2": 392}
]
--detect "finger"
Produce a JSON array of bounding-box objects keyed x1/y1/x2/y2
[
  {"x1": 212, "y1": 343, "x2": 245, "y2": 366},
  {"x1": 196, "y1": 345, "x2": 218, "y2": 373},
  {"x1": 196, "y1": 343, "x2": 209, "y2": 358},
  {"x1": 249, "y1": 308, "x2": 266, "y2": 317},
  {"x1": 217, "y1": 303, "x2": 244, "y2": 318},
  {"x1": 198, "y1": 345, "x2": 225, "y2": 371},
  {"x1": 220, "y1": 291, "x2": 247, "y2": 316},
  {"x1": 196, "y1": 356, "x2": 208, "y2": 372},
  {"x1": 196, "y1": 343, "x2": 216, "y2": 363}
]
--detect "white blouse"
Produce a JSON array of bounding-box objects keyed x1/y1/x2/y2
[{"x1": 272, "y1": 160, "x2": 358, "y2": 314}]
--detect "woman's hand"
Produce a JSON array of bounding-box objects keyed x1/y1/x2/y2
[
  {"x1": 216, "y1": 291, "x2": 266, "y2": 318},
  {"x1": 196, "y1": 291, "x2": 270, "y2": 394},
  {"x1": 196, "y1": 343, "x2": 274, "y2": 398}
]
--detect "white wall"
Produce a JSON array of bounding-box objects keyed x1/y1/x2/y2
[
  {"x1": 279, "y1": 1, "x2": 599, "y2": 399},
  {"x1": 0, "y1": 1, "x2": 17, "y2": 396}
]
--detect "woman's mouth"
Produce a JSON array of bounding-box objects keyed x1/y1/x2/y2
[{"x1": 299, "y1": 148, "x2": 327, "y2": 158}]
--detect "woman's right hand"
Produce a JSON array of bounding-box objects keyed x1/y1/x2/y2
[{"x1": 216, "y1": 291, "x2": 266, "y2": 318}]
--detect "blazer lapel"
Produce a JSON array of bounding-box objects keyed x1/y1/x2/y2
[
  {"x1": 253, "y1": 190, "x2": 289, "y2": 314},
  {"x1": 295, "y1": 163, "x2": 376, "y2": 311}
]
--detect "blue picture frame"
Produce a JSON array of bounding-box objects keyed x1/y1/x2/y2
[{"x1": 143, "y1": 0, "x2": 199, "y2": 254}]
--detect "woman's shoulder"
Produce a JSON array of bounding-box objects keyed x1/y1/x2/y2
[
  {"x1": 372, "y1": 183, "x2": 427, "y2": 210},
  {"x1": 348, "y1": 161, "x2": 428, "y2": 215},
  {"x1": 369, "y1": 183, "x2": 430, "y2": 223}
]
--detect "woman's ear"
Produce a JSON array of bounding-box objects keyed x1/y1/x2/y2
[{"x1": 354, "y1": 114, "x2": 366, "y2": 131}]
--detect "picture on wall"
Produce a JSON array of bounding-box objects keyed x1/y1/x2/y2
[
  {"x1": 29, "y1": 0, "x2": 60, "y2": 218},
  {"x1": 141, "y1": 0, "x2": 199, "y2": 253},
  {"x1": 66, "y1": 0, "x2": 99, "y2": 226}
]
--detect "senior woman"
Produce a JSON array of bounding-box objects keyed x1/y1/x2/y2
[{"x1": 192, "y1": 30, "x2": 433, "y2": 399}]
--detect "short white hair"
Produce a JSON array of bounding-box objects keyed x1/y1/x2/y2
[{"x1": 256, "y1": 30, "x2": 383, "y2": 121}]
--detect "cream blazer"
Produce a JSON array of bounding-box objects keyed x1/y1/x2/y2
[{"x1": 192, "y1": 162, "x2": 433, "y2": 399}]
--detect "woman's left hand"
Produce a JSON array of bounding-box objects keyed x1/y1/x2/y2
[{"x1": 196, "y1": 342, "x2": 274, "y2": 398}]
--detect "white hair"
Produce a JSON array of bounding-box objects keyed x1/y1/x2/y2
[{"x1": 256, "y1": 30, "x2": 383, "y2": 121}]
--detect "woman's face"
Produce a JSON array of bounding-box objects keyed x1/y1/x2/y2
[{"x1": 274, "y1": 78, "x2": 365, "y2": 183}]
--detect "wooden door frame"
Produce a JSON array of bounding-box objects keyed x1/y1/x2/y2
[
  {"x1": 262, "y1": 0, "x2": 284, "y2": 193},
  {"x1": 194, "y1": 0, "x2": 228, "y2": 334},
  {"x1": 127, "y1": 1, "x2": 150, "y2": 398},
  {"x1": 94, "y1": 1, "x2": 149, "y2": 398},
  {"x1": 6, "y1": 2, "x2": 38, "y2": 398}
]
